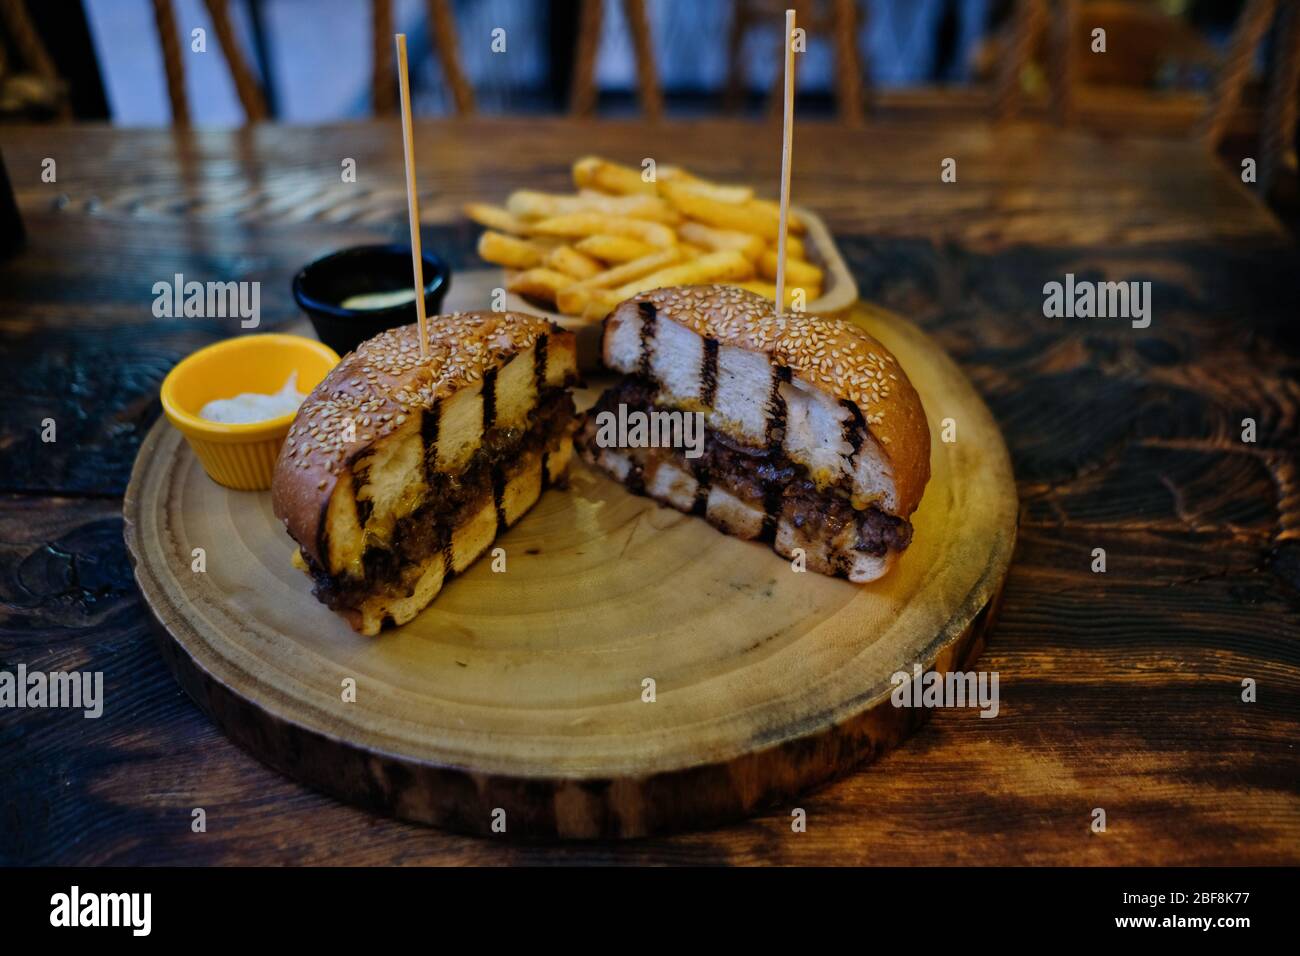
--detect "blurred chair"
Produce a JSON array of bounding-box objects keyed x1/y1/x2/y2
[
  {"x1": 570, "y1": 0, "x2": 663, "y2": 119},
  {"x1": 371, "y1": 0, "x2": 476, "y2": 117},
  {"x1": 0, "y1": 0, "x2": 67, "y2": 120},
  {"x1": 726, "y1": 0, "x2": 866, "y2": 125},
  {"x1": 989, "y1": 0, "x2": 1300, "y2": 192},
  {"x1": 989, "y1": 0, "x2": 1218, "y2": 124},
  {"x1": 1202, "y1": 0, "x2": 1300, "y2": 193},
  {"x1": 148, "y1": 0, "x2": 267, "y2": 124},
  {"x1": 570, "y1": 0, "x2": 866, "y2": 123}
]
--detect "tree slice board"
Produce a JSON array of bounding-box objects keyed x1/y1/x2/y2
[{"x1": 123, "y1": 301, "x2": 1017, "y2": 839}]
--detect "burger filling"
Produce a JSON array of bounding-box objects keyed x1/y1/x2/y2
[
  {"x1": 305, "y1": 388, "x2": 575, "y2": 609},
  {"x1": 578, "y1": 377, "x2": 913, "y2": 557}
]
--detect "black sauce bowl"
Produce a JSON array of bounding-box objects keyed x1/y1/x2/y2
[{"x1": 292, "y1": 244, "x2": 451, "y2": 356}]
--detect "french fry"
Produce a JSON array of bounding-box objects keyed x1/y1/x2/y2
[
  {"x1": 531, "y1": 213, "x2": 676, "y2": 248},
  {"x1": 758, "y1": 250, "x2": 824, "y2": 288},
  {"x1": 508, "y1": 190, "x2": 677, "y2": 224},
  {"x1": 463, "y1": 203, "x2": 530, "y2": 236},
  {"x1": 580, "y1": 250, "x2": 757, "y2": 320},
  {"x1": 584, "y1": 248, "x2": 683, "y2": 289},
  {"x1": 468, "y1": 159, "x2": 822, "y2": 322},
  {"x1": 777, "y1": 234, "x2": 808, "y2": 260},
  {"x1": 507, "y1": 268, "x2": 572, "y2": 305},
  {"x1": 664, "y1": 184, "x2": 782, "y2": 240},
  {"x1": 660, "y1": 178, "x2": 753, "y2": 205},
  {"x1": 609, "y1": 250, "x2": 753, "y2": 300},
  {"x1": 555, "y1": 285, "x2": 596, "y2": 316},
  {"x1": 477, "y1": 231, "x2": 545, "y2": 269},
  {"x1": 679, "y1": 221, "x2": 766, "y2": 261},
  {"x1": 545, "y1": 245, "x2": 603, "y2": 280},
  {"x1": 733, "y1": 279, "x2": 821, "y2": 308},
  {"x1": 573, "y1": 156, "x2": 657, "y2": 196},
  {"x1": 554, "y1": 249, "x2": 682, "y2": 314},
  {"x1": 582, "y1": 291, "x2": 624, "y2": 320},
  {"x1": 574, "y1": 234, "x2": 656, "y2": 263},
  {"x1": 749, "y1": 197, "x2": 806, "y2": 233},
  {"x1": 655, "y1": 165, "x2": 701, "y2": 185}
]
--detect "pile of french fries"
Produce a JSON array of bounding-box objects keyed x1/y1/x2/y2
[{"x1": 465, "y1": 156, "x2": 825, "y2": 321}]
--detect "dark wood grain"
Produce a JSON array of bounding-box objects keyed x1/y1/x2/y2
[{"x1": 1, "y1": 117, "x2": 1298, "y2": 864}]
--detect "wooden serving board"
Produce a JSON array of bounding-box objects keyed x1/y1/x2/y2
[{"x1": 123, "y1": 301, "x2": 1017, "y2": 839}]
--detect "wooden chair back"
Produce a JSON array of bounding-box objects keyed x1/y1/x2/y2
[
  {"x1": 570, "y1": 0, "x2": 663, "y2": 119},
  {"x1": 993, "y1": 0, "x2": 1300, "y2": 191},
  {"x1": 371, "y1": 0, "x2": 475, "y2": 117},
  {"x1": 148, "y1": 0, "x2": 267, "y2": 125}
]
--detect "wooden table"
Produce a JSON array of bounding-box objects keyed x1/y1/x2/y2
[{"x1": 2, "y1": 118, "x2": 1298, "y2": 865}]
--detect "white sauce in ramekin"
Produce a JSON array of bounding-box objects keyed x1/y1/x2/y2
[{"x1": 200, "y1": 371, "x2": 306, "y2": 424}]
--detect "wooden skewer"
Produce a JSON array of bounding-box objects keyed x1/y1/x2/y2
[
  {"x1": 774, "y1": 8, "x2": 796, "y2": 312},
  {"x1": 395, "y1": 33, "x2": 429, "y2": 358}
]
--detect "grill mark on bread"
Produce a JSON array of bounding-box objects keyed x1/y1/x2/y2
[
  {"x1": 626, "y1": 462, "x2": 647, "y2": 496},
  {"x1": 481, "y1": 366, "x2": 498, "y2": 432},
  {"x1": 767, "y1": 364, "x2": 792, "y2": 444},
  {"x1": 690, "y1": 458, "x2": 711, "y2": 515},
  {"x1": 760, "y1": 366, "x2": 792, "y2": 541},
  {"x1": 492, "y1": 469, "x2": 507, "y2": 531},
  {"x1": 420, "y1": 399, "x2": 441, "y2": 483},
  {"x1": 840, "y1": 399, "x2": 866, "y2": 458},
  {"x1": 315, "y1": 498, "x2": 331, "y2": 577},
  {"x1": 440, "y1": 531, "x2": 455, "y2": 581},
  {"x1": 700, "y1": 337, "x2": 719, "y2": 408},
  {"x1": 533, "y1": 333, "x2": 549, "y2": 393},
  {"x1": 482, "y1": 366, "x2": 505, "y2": 531},
  {"x1": 353, "y1": 464, "x2": 374, "y2": 529},
  {"x1": 637, "y1": 301, "x2": 657, "y2": 378}
]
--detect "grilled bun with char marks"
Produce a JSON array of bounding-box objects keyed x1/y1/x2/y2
[
  {"x1": 577, "y1": 285, "x2": 930, "y2": 581},
  {"x1": 272, "y1": 313, "x2": 579, "y2": 635}
]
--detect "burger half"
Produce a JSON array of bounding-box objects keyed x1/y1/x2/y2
[
  {"x1": 577, "y1": 285, "x2": 930, "y2": 581},
  {"x1": 272, "y1": 312, "x2": 579, "y2": 634}
]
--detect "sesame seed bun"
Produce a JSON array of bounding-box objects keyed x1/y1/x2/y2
[
  {"x1": 272, "y1": 312, "x2": 577, "y2": 570},
  {"x1": 606, "y1": 285, "x2": 931, "y2": 518}
]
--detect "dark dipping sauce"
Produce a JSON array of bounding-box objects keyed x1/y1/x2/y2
[{"x1": 292, "y1": 244, "x2": 451, "y2": 356}]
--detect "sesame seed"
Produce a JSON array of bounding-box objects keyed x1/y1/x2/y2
[{"x1": 283, "y1": 311, "x2": 555, "y2": 476}]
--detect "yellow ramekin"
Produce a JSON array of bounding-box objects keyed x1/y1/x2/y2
[{"x1": 161, "y1": 334, "x2": 340, "y2": 490}]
